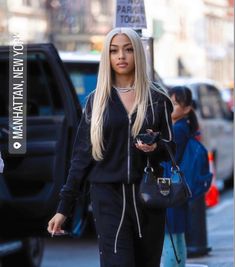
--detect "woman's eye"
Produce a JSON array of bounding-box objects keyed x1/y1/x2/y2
[
  {"x1": 110, "y1": 49, "x2": 117, "y2": 53},
  {"x1": 126, "y1": 47, "x2": 134, "y2": 52}
]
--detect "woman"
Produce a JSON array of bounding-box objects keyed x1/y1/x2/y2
[
  {"x1": 162, "y1": 86, "x2": 199, "y2": 267},
  {"x1": 48, "y1": 27, "x2": 175, "y2": 267}
]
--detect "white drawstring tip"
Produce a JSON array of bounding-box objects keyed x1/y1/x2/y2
[{"x1": 132, "y1": 184, "x2": 143, "y2": 239}]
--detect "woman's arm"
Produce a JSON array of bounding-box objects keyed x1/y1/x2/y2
[
  {"x1": 56, "y1": 96, "x2": 94, "y2": 217},
  {"x1": 152, "y1": 97, "x2": 175, "y2": 162}
]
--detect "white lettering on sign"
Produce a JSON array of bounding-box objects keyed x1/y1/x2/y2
[{"x1": 115, "y1": 0, "x2": 147, "y2": 29}]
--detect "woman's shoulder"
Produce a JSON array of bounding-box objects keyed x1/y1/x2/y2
[
  {"x1": 150, "y1": 83, "x2": 170, "y2": 101},
  {"x1": 84, "y1": 90, "x2": 95, "y2": 114},
  {"x1": 85, "y1": 90, "x2": 95, "y2": 105},
  {"x1": 87, "y1": 90, "x2": 95, "y2": 102},
  {"x1": 150, "y1": 83, "x2": 173, "y2": 110}
]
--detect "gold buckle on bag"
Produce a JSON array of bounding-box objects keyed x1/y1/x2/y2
[{"x1": 157, "y1": 178, "x2": 171, "y2": 196}]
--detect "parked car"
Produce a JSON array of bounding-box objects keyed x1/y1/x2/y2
[
  {"x1": 221, "y1": 86, "x2": 234, "y2": 113},
  {"x1": 163, "y1": 77, "x2": 234, "y2": 187},
  {"x1": 0, "y1": 43, "x2": 87, "y2": 267}
]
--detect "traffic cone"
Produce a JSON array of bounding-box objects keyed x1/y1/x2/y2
[{"x1": 205, "y1": 151, "x2": 220, "y2": 207}]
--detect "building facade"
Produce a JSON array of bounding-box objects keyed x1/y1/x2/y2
[
  {"x1": 0, "y1": 0, "x2": 114, "y2": 51},
  {"x1": 0, "y1": 0, "x2": 233, "y2": 86},
  {"x1": 0, "y1": 0, "x2": 49, "y2": 44},
  {"x1": 47, "y1": 0, "x2": 114, "y2": 51},
  {"x1": 203, "y1": 0, "x2": 234, "y2": 86},
  {"x1": 144, "y1": 0, "x2": 234, "y2": 86}
]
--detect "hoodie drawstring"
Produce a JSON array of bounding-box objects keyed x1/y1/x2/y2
[
  {"x1": 114, "y1": 184, "x2": 126, "y2": 254},
  {"x1": 132, "y1": 184, "x2": 142, "y2": 238},
  {"x1": 114, "y1": 184, "x2": 142, "y2": 254}
]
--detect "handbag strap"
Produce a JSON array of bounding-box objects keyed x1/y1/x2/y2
[
  {"x1": 146, "y1": 140, "x2": 177, "y2": 168},
  {"x1": 165, "y1": 217, "x2": 181, "y2": 264},
  {"x1": 163, "y1": 142, "x2": 179, "y2": 170},
  {"x1": 164, "y1": 142, "x2": 187, "y2": 263},
  {"x1": 147, "y1": 157, "x2": 150, "y2": 168},
  {"x1": 146, "y1": 143, "x2": 179, "y2": 171}
]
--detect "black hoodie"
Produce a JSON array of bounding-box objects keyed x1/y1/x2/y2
[{"x1": 57, "y1": 86, "x2": 175, "y2": 216}]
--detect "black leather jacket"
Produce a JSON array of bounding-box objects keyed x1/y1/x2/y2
[{"x1": 57, "y1": 87, "x2": 175, "y2": 216}]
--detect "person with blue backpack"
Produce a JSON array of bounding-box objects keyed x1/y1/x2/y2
[{"x1": 162, "y1": 86, "x2": 212, "y2": 267}]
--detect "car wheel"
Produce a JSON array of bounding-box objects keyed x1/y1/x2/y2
[{"x1": 1, "y1": 237, "x2": 44, "y2": 267}]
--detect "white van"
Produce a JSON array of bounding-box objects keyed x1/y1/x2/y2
[{"x1": 163, "y1": 77, "x2": 233, "y2": 187}]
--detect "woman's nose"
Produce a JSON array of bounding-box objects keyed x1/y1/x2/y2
[{"x1": 118, "y1": 50, "x2": 125, "y2": 59}]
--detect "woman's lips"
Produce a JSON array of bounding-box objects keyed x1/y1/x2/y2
[{"x1": 117, "y1": 63, "x2": 128, "y2": 68}]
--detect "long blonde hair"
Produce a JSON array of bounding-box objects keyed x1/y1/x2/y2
[{"x1": 90, "y1": 28, "x2": 156, "y2": 161}]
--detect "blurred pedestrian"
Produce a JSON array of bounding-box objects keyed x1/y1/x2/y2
[
  {"x1": 47, "y1": 27, "x2": 175, "y2": 267},
  {"x1": 162, "y1": 86, "x2": 199, "y2": 267}
]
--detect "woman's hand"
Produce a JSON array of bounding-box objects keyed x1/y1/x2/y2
[
  {"x1": 135, "y1": 129, "x2": 158, "y2": 153},
  {"x1": 135, "y1": 140, "x2": 157, "y2": 153},
  {"x1": 47, "y1": 213, "x2": 67, "y2": 236}
]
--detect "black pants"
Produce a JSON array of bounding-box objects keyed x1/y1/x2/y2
[{"x1": 90, "y1": 183, "x2": 166, "y2": 267}]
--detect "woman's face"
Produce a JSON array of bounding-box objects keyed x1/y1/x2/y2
[
  {"x1": 171, "y1": 94, "x2": 191, "y2": 123},
  {"x1": 110, "y1": 34, "x2": 135, "y2": 77}
]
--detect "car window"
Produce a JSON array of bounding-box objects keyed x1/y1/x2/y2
[
  {"x1": 0, "y1": 54, "x2": 9, "y2": 117},
  {"x1": 63, "y1": 62, "x2": 99, "y2": 107},
  {"x1": 27, "y1": 53, "x2": 64, "y2": 116},
  {"x1": 198, "y1": 84, "x2": 224, "y2": 119},
  {"x1": 0, "y1": 52, "x2": 64, "y2": 118}
]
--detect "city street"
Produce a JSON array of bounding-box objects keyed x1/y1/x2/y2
[
  {"x1": 41, "y1": 188, "x2": 234, "y2": 267},
  {"x1": 0, "y1": 2, "x2": 233, "y2": 267}
]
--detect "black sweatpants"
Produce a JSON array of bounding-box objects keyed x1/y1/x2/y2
[{"x1": 90, "y1": 183, "x2": 166, "y2": 267}]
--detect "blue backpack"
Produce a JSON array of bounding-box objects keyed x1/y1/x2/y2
[{"x1": 163, "y1": 137, "x2": 213, "y2": 200}]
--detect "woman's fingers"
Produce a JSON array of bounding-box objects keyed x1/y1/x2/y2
[
  {"x1": 47, "y1": 213, "x2": 66, "y2": 236},
  {"x1": 47, "y1": 218, "x2": 55, "y2": 233},
  {"x1": 135, "y1": 141, "x2": 157, "y2": 152},
  {"x1": 146, "y1": 129, "x2": 153, "y2": 134},
  {"x1": 47, "y1": 218, "x2": 59, "y2": 235},
  {"x1": 52, "y1": 221, "x2": 61, "y2": 235}
]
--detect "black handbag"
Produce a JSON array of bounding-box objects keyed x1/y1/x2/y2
[{"x1": 139, "y1": 143, "x2": 192, "y2": 209}]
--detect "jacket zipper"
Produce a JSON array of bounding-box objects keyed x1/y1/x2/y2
[{"x1": 128, "y1": 114, "x2": 131, "y2": 184}]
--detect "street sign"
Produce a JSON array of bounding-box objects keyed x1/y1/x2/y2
[{"x1": 115, "y1": 0, "x2": 147, "y2": 29}]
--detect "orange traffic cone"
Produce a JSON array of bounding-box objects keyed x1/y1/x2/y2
[{"x1": 205, "y1": 151, "x2": 220, "y2": 207}]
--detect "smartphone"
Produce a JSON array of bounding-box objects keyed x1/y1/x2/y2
[{"x1": 135, "y1": 132, "x2": 161, "y2": 145}]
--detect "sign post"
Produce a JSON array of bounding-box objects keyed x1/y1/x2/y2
[
  {"x1": 115, "y1": 0, "x2": 154, "y2": 80},
  {"x1": 115, "y1": 0, "x2": 147, "y2": 30}
]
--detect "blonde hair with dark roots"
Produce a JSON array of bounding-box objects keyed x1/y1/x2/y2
[{"x1": 90, "y1": 28, "x2": 166, "y2": 161}]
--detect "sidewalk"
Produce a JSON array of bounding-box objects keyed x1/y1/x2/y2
[{"x1": 186, "y1": 190, "x2": 234, "y2": 267}]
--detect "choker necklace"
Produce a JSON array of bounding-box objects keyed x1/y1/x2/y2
[{"x1": 113, "y1": 85, "x2": 135, "y2": 93}]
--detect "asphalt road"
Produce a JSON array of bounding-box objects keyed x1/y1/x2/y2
[{"x1": 41, "y1": 189, "x2": 234, "y2": 267}]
